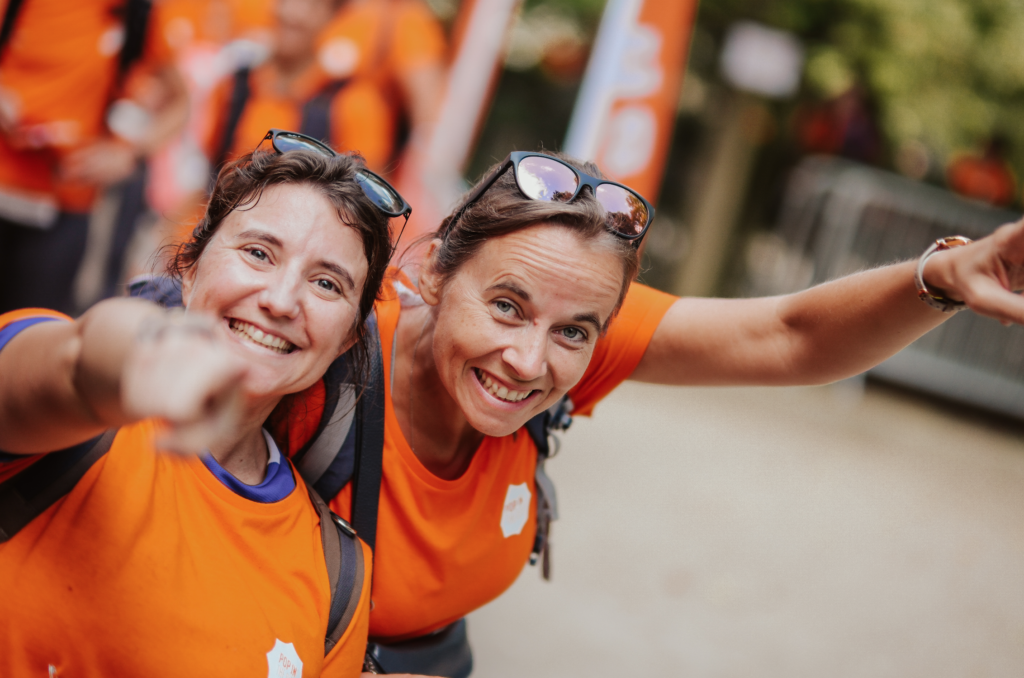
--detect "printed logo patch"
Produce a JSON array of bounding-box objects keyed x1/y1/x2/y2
[
  {"x1": 267, "y1": 639, "x2": 303, "y2": 678},
  {"x1": 501, "y1": 483, "x2": 531, "y2": 538}
]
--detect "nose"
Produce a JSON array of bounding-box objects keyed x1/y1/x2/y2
[
  {"x1": 258, "y1": 268, "x2": 302, "y2": 319},
  {"x1": 502, "y1": 324, "x2": 548, "y2": 382}
]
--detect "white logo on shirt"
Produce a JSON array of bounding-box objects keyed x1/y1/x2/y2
[
  {"x1": 267, "y1": 639, "x2": 303, "y2": 678},
  {"x1": 501, "y1": 483, "x2": 531, "y2": 538}
]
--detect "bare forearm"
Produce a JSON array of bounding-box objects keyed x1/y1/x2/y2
[
  {"x1": 0, "y1": 299, "x2": 164, "y2": 453},
  {"x1": 774, "y1": 260, "x2": 945, "y2": 384},
  {"x1": 635, "y1": 261, "x2": 945, "y2": 386}
]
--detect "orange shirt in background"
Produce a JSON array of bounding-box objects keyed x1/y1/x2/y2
[
  {"x1": 316, "y1": 0, "x2": 446, "y2": 137},
  {"x1": 203, "y1": 61, "x2": 394, "y2": 169},
  {"x1": 0, "y1": 0, "x2": 174, "y2": 212},
  {"x1": 274, "y1": 279, "x2": 678, "y2": 640}
]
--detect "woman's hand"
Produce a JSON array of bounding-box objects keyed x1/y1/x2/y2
[
  {"x1": 121, "y1": 312, "x2": 248, "y2": 455},
  {"x1": 922, "y1": 219, "x2": 1024, "y2": 326}
]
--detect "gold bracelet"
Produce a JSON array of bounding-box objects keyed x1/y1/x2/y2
[{"x1": 914, "y1": 235, "x2": 972, "y2": 312}]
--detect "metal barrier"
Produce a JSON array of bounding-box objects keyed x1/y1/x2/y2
[{"x1": 750, "y1": 156, "x2": 1024, "y2": 419}]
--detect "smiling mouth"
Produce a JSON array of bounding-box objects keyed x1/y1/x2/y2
[
  {"x1": 474, "y1": 368, "x2": 535, "y2": 403},
  {"x1": 228, "y1": 319, "x2": 296, "y2": 354}
]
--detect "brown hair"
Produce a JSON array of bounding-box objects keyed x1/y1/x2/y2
[
  {"x1": 169, "y1": 149, "x2": 393, "y2": 393},
  {"x1": 427, "y1": 152, "x2": 640, "y2": 328}
]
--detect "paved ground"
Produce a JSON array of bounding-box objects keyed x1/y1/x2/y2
[{"x1": 466, "y1": 380, "x2": 1024, "y2": 677}]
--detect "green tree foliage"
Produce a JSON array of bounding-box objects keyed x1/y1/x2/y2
[{"x1": 702, "y1": 0, "x2": 1024, "y2": 176}]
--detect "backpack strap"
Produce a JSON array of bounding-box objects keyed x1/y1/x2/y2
[
  {"x1": 523, "y1": 396, "x2": 572, "y2": 580},
  {"x1": 0, "y1": 0, "x2": 26, "y2": 57},
  {"x1": 349, "y1": 314, "x2": 385, "y2": 551},
  {"x1": 214, "y1": 67, "x2": 252, "y2": 171},
  {"x1": 118, "y1": 0, "x2": 153, "y2": 79},
  {"x1": 299, "y1": 79, "x2": 350, "y2": 147},
  {"x1": 306, "y1": 484, "x2": 365, "y2": 655},
  {"x1": 0, "y1": 429, "x2": 117, "y2": 542}
]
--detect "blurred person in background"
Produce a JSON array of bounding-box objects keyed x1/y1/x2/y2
[
  {"x1": 946, "y1": 136, "x2": 1017, "y2": 208},
  {"x1": 314, "y1": 0, "x2": 447, "y2": 172},
  {"x1": 203, "y1": 0, "x2": 396, "y2": 173},
  {"x1": 794, "y1": 84, "x2": 883, "y2": 166},
  {"x1": 0, "y1": 0, "x2": 188, "y2": 315}
]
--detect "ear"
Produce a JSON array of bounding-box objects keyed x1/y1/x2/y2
[
  {"x1": 418, "y1": 239, "x2": 444, "y2": 307},
  {"x1": 179, "y1": 262, "x2": 198, "y2": 309}
]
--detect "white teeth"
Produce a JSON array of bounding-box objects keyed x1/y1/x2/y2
[
  {"x1": 229, "y1": 319, "x2": 295, "y2": 354},
  {"x1": 475, "y1": 369, "x2": 531, "y2": 403}
]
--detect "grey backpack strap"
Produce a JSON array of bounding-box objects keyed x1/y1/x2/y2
[
  {"x1": 0, "y1": 429, "x2": 117, "y2": 542},
  {"x1": 307, "y1": 484, "x2": 365, "y2": 655},
  {"x1": 523, "y1": 396, "x2": 573, "y2": 580}
]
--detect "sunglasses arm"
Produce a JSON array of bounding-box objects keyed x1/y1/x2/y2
[{"x1": 443, "y1": 157, "x2": 514, "y2": 238}]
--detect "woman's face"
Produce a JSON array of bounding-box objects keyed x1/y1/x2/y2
[
  {"x1": 420, "y1": 223, "x2": 624, "y2": 438},
  {"x1": 182, "y1": 182, "x2": 368, "y2": 401}
]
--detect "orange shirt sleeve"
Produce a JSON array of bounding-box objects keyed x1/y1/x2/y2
[
  {"x1": 329, "y1": 79, "x2": 395, "y2": 170},
  {"x1": 568, "y1": 282, "x2": 678, "y2": 417}
]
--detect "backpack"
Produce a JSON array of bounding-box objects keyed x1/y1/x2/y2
[{"x1": 213, "y1": 68, "x2": 352, "y2": 171}]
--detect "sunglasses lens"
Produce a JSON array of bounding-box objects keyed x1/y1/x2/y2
[
  {"x1": 595, "y1": 184, "x2": 648, "y2": 237},
  {"x1": 274, "y1": 132, "x2": 336, "y2": 157},
  {"x1": 517, "y1": 156, "x2": 579, "y2": 202},
  {"x1": 355, "y1": 170, "x2": 404, "y2": 215}
]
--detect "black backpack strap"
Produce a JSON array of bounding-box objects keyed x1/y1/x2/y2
[
  {"x1": 0, "y1": 429, "x2": 117, "y2": 542},
  {"x1": 299, "y1": 79, "x2": 350, "y2": 147},
  {"x1": 214, "y1": 67, "x2": 252, "y2": 171},
  {"x1": 118, "y1": 0, "x2": 153, "y2": 78},
  {"x1": 307, "y1": 484, "x2": 365, "y2": 655},
  {"x1": 524, "y1": 396, "x2": 572, "y2": 580},
  {"x1": 349, "y1": 313, "x2": 385, "y2": 551},
  {"x1": 0, "y1": 0, "x2": 26, "y2": 57}
]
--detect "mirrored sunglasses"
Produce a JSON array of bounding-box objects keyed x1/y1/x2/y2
[
  {"x1": 258, "y1": 129, "x2": 412, "y2": 251},
  {"x1": 447, "y1": 151, "x2": 654, "y2": 244}
]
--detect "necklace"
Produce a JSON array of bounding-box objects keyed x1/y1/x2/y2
[{"x1": 407, "y1": 310, "x2": 430, "y2": 454}]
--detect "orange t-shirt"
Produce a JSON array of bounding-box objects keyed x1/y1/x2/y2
[
  {"x1": 277, "y1": 279, "x2": 678, "y2": 640},
  {"x1": 204, "y1": 61, "x2": 394, "y2": 170},
  {"x1": 0, "y1": 0, "x2": 173, "y2": 212},
  {"x1": 0, "y1": 315, "x2": 372, "y2": 677}
]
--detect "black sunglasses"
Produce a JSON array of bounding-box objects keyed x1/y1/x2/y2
[
  {"x1": 258, "y1": 129, "x2": 412, "y2": 254},
  {"x1": 445, "y1": 151, "x2": 654, "y2": 246}
]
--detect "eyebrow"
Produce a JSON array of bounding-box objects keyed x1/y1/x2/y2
[
  {"x1": 487, "y1": 282, "x2": 604, "y2": 333},
  {"x1": 237, "y1": 229, "x2": 355, "y2": 292}
]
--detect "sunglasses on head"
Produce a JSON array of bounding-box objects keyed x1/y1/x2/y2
[
  {"x1": 445, "y1": 151, "x2": 654, "y2": 246},
  {"x1": 258, "y1": 129, "x2": 412, "y2": 254}
]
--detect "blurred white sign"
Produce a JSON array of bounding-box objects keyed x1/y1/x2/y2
[{"x1": 720, "y1": 21, "x2": 803, "y2": 99}]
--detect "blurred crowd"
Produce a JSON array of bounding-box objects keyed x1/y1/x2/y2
[{"x1": 0, "y1": 0, "x2": 448, "y2": 316}]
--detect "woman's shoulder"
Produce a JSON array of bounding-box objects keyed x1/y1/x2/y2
[{"x1": 568, "y1": 282, "x2": 678, "y2": 416}]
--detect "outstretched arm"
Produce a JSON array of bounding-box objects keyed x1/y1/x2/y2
[
  {"x1": 0, "y1": 299, "x2": 245, "y2": 454},
  {"x1": 632, "y1": 220, "x2": 1024, "y2": 386}
]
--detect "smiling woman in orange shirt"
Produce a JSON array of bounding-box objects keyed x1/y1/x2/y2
[{"x1": 0, "y1": 140, "x2": 403, "y2": 677}]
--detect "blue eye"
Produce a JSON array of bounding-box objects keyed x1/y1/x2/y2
[
  {"x1": 495, "y1": 300, "x2": 514, "y2": 314},
  {"x1": 316, "y1": 279, "x2": 336, "y2": 292},
  {"x1": 561, "y1": 327, "x2": 585, "y2": 341},
  {"x1": 248, "y1": 247, "x2": 268, "y2": 261}
]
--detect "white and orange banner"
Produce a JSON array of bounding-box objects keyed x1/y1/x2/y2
[
  {"x1": 564, "y1": 0, "x2": 699, "y2": 205},
  {"x1": 397, "y1": 0, "x2": 523, "y2": 246}
]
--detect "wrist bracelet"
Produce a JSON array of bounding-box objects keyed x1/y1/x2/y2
[{"x1": 914, "y1": 235, "x2": 973, "y2": 312}]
